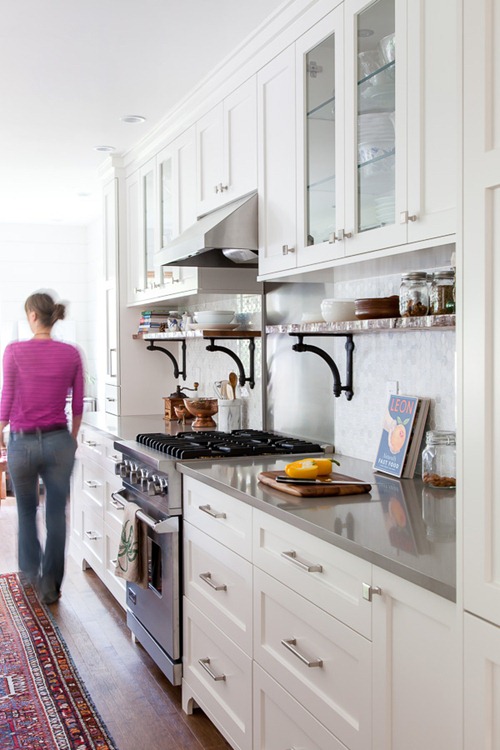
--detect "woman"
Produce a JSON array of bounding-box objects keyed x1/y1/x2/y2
[{"x1": 0, "y1": 292, "x2": 84, "y2": 604}]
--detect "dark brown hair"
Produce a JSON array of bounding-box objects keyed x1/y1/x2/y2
[{"x1": 25, "y1": 292, "x2": 66, "y2": 328}]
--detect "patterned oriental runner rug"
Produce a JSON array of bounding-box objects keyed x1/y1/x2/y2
[{"x1": 0, "y1": 572, "x2": 118, "y2": 749}]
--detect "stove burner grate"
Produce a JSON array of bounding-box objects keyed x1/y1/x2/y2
[{"x1": 135, "y1": 430, "x2": 323, "y2": 458}]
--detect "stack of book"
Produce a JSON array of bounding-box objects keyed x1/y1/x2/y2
[
  {"x1": 373, "y1": 394, "x2": 431, "y2": 479},
  {"x1": 137, "y1": 309, "x2": 171, "y2": 334}
]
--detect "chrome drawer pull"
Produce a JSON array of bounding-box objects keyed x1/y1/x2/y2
[
  {"x1": 199, "y1": 572, "x2": 227, "y2": 591},
  {"x1": 281, "y1": 550, "x2": 323, "y2": 573},
  {"x1": 83, "y1": 440, "x2": 97, "y2": 447},
  {"x1": 84, "y1": 480, "x2": 100, "y2": 489},
  {"x1": 198, "y1": 657, "x2": 226, "y2": 681},
  {"x1": 198, "y1": 504, "x2": 226, "y2": 519},
  {"x1": 110, "y1": 498, "x2": 124, "y2": 510},
  {"x1": 281, "y1": 638, "x2": 323, "y2": 668},
  {"x1": 85, "y1": 530, "x2": 101, "y2": 541}
]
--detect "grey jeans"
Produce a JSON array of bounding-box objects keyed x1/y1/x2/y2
[{"x1": 7, "y1": 428, "x2": 77, "y2": 601}]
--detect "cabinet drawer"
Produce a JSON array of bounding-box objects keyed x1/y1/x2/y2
[
  {"x1": 81, "y1": 461, "x2": 106, "y2": 512},
  {"x1": 79, "y1": 427, "x2": 106, "y2": 462},
  {"x1": 183, "y1": 477, "x2": 252, "y2": 559},
  {"x1": 81, "y1": 504, "x2": 104, "y2": 573},
  {"x1": 183, "y1": 598, "x2": 252, "y2": 750},
  {"x1": 184, "y1": 522, "x2": 252, "y2": 655},
  {"x1": 104, "y1": 384, "x2": 120, "y2": 415},
  {"x1": 253, "y1": 508, "x2": 372, "y2": 638},
  {"x1": 253, "y1": 662, "x2": 345, "y2": 750},
  {"x1": 254, "y1": 568, "x2": 371, "y2": 750},
  {"x1": 102, "y1": 441, "x2": 121, "y2": 474}
]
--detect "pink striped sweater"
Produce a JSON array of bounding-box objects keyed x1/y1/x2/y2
[{"x1": 0, "y1": 339, "x2": 84, "y2": 431}]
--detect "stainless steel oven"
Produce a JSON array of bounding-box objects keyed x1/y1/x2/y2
[
  {"x1": 111, "y1": 485, "x2": 181, "y2": 685},
  {"x1": 113, "y1": 429, "x2": 325, "y2": 686}
]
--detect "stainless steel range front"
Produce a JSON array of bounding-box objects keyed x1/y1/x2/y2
[{"x1": 113, "y1": 429, "x2": 324, "y2": 686}]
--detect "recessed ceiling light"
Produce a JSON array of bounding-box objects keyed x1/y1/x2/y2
[
  {"x1": 120, "y1": 115, "x2": 147, "y2": 124},
  {"x1": 94, "y1": 145, "x2": 116, "y2": 152}
]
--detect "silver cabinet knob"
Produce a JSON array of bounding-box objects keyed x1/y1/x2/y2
[
  {"x1": 362, "y1": 582, "x2": 382, "y2": 601},
  {"x1": 282, "y1": 244, "x2": 295, "y2": 255},
  {"x1": 400, "y1": 211, "x2": 417, "y2": 224}
]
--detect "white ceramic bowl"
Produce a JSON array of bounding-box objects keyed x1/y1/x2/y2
[
  {"x1": 320, "y1": 299, "x2": 356, "y2": 322},
  {"x1": 193, "y1": 310, "x2": 235, "y2": 327}
]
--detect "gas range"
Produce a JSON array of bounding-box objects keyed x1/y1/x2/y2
[{"x1": 114, "y1": 429, "x2": 326, "y2": 515}]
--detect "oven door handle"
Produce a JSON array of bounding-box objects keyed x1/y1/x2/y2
[{"x1": 111, "y1": 490, "x2": 177, "y2": 535}]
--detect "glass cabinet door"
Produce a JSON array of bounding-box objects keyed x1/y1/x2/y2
[
  {"x1": 306, "y1": 33, "x2": 336, "y2": 246},
  {"x1": 160, "y1": 154, "x2": 174, "y2": 247},
  {"x1": 296, "y1": 7, "x2": 344, "y2": 267},
  {"x1": 142, "y1": 166, "x2": 156, "y2": 289},
  {"x1": 356, "y1": 0, "x2": 395, "y2": 233}
]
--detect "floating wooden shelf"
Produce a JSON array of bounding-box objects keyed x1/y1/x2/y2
[
  {"x1": 134, "y1": 329, "x2": 261, "y2": 340},
  {"x1": 266, "y1": 314, "x2": 455, "y2": 335}
]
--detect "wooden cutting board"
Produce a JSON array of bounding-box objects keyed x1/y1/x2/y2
[{"x1": 258, "y1": 470, "x2": 372, "y2": 497}]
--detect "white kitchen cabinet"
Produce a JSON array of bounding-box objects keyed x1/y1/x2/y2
[
  {"x1": 196, "y1": 77, "x2": 257, "y2": 216},
  {"x1": 371, "y1": 567, "x2": 459, "y2": 750},
  {"x1": 70, "y1": 426, "x2": 125, "y2": 607},
  {"x1": 257, "y1": 45, "x2": 297, "y2": 276},
  {"x1": 182, "y1": 477, "x2": 253, "y2": 750},
  {"x1": 158, "y1": 126, "x2": 196, "y2": 248},
  {"x1": 259, "y1": 0, "x2": 457, "y2": 278}
]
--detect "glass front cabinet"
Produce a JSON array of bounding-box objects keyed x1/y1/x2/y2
[{"x1": 293, "y1": 0, "x2": 456, "y2": 271}]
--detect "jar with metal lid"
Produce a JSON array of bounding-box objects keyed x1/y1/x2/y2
[
  {"x1": 429, "y1": 270, "x2": 455, "y2": 314},
  {"x1": 399, "y1": 271, "x2": 429, "y2": 316},
  {"x1": 422, "y1": 430, "x2": 456, "y2": 488}
]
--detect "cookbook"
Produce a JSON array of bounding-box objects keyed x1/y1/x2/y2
[{"x1": 374, "y1": 394, "x2": 430, "y2": 478}]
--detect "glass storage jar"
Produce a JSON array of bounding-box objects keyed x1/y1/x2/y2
[
  {"x1": 399, "y1": 271, "x2": 429, "y2": 316},
  {"x1": 422, "y1": 430, "x2": 456, "y2": 488},
  {"x1": 429, "y1": 270, "x2": 455, "y2": 314}
]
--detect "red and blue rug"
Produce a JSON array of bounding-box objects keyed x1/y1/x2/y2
[{"x1": 0, "y1": 572, "x2": 117, "y2": 749}]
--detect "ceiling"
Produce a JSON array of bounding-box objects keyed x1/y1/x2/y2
[{"x1": 0, "y1": 0, "x2": 286, "y2": 227}]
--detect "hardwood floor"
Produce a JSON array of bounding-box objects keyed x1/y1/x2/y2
[{"x1": 0, "y1": 495, "x2": 231, "y2": 750}]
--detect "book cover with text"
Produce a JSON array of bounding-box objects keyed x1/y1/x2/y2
[{"x1": 374, "y1": 394, "x2": 420, "y2": 478}]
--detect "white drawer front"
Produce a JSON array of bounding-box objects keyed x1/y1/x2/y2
[
  {"x1": 183, "y1": 598, "x2": 252, "y2": 750},
  {"x1": 81, "y1": 461, "x2": 106, "y2": 511},
  {"x1": 253, "y1": 508, "x2": 372, "y2": 638},
  {"x1": 253, "y1": 662, "x2": 346, "y2": 750},
  {"x1": 81, "y1": 504, "x2": 104, "y2": 572},
  {"x1": 79, "y1": 428, "x2": 106, "y2": 462},
  {"x1": 183, "y1": 477, "x2": 252, "y2": 559},
  {"x1": 254, "y1": 568, "x2": 371, "y2": 750},
  {"x1": 104, "y1": 384, "x2": 120, "y2": 415},
  {"x1": 184, "y1": 522, "x2": 252, "y2": 655},
  {"x1": 103, "y1": 440, "x2": 121, "y2": 474}
]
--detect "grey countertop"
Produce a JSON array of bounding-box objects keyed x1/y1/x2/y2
[{"x1": 83, "y1": 412, "x2": 456, "y2": 601}]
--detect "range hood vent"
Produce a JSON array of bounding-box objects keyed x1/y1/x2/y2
[{"x1": 156, "y1": 191, "x2": 258, "y2": 268}]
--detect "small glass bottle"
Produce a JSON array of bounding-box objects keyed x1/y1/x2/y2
[
  {"x1": 399, "y1": 271, "x2": 429, "y2": 316},
  {"x1": 422, "y1": 430, "x2": 456, "y2": 488},
  {"x1": 429, "y1": 270, "x2": 455, "y2": 315}
]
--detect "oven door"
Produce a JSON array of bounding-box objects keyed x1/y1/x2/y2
[{"x1": 112, "y1": 488, "x2": 181, "y2": 685}]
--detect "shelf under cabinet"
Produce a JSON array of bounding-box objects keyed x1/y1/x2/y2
[
  {"x1": 134, "y1": 330, "x2": 261, "y2": 341},
  {"x1": 266, "y1": 314, "x2": 455, "y2": 335}
]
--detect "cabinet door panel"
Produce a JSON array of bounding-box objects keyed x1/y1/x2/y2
[
  {"x1": 371, "y1": 567, "x2": 459, "y2": 750},
  {"x1": 464, "y1": 613, "x2": 500, "y2": 749},
  {"x1": 254, "y1": 568, "x2": 371, "y2": 750},
  {"x1": 224, "y1": 77, "x2": 257, "y2": 201},
  {"x1": 257, "y1": 45, "x2": 297, "y2": 275},
  {"x1": 406, "y1": 0, "x2": 457, "y2": 242},
  {"x1": 196, "y1": 105, "x2": 223, "y2": 214}
]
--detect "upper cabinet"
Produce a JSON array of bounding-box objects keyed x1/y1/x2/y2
[
  {"x1": 126, "y1": 157, "x2": 159, "y2": 304},
  {"x1": 196, "y1": 77, "x2": 257, "y2": 215},
  {"x1": 259, "y1": 0, "x2": 457, "y2": 277},
  {"x1": 158, "y1": 126, "x2": 197, "y2": 249}
]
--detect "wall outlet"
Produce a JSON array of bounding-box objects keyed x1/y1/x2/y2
[{"x1": 386, "y1": 380, "x2": 399, "y2": 397}]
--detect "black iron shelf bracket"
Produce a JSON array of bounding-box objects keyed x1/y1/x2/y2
[
  {"x1": 145, "y1": 339, "x2": 187, "y2": 380},
  {"x1": 290, "y1": 333, "x2": 355, "y2": 400},
  {"x1": 205, "y1": 337, "x2": 256, "y2": 389}
]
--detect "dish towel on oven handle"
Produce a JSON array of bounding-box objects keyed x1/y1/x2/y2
[{"x1": 114, "y1": 501, "x2": 149, "y2": 588}]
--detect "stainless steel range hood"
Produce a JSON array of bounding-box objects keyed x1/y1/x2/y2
[{"x1": 155, "y1": 191, "x2": 258, "y2": 268}]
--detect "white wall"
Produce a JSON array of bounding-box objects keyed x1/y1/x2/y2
[{"x1": 0, "y1": 222, "x2": 98, "y2": 401}]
